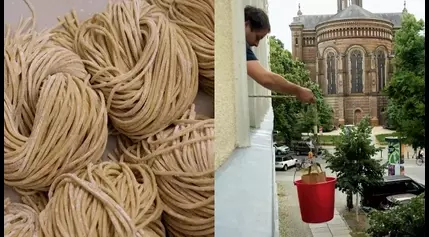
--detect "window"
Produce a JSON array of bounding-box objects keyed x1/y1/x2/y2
[
  {"x1": 327, "y1": 52, "x2": 336, "y2": 94},
  {"x1": 376, "y1": 50, "x2": 386, "y2": 91},
  {"x1": 405, "y1": 181, "x2": 423, "y2": 193},
  {"x1": 295, "y1": 38, "x2": 298, "y2": 45},
  {"x1": 350, "y1": 50, "x2": 363, "y2": 93}
]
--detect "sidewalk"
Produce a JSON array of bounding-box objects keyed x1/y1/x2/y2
[{"x1": 309, "y1": 209, "x2": 351, "y2": 237}]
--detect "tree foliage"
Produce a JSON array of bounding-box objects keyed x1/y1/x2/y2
[
  {"x1": 269, "y1": 36, "x2": 334, "y2": 144},
  {"x1": 385, "y1": 13, "x2": 425, "y2": 149},
  {"x1": 324, "y1": 117, "x2": 385, "y2": 197},
  {"x1": 366, "y1": 194, "x2": 425, "y2": 237}
]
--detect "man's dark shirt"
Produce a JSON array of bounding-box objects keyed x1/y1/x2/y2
[{"x1": 246, "y1": 43, "x2": 258, "y2": 61}]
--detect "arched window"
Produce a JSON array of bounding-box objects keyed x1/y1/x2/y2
[
  {"x1": 376, "y1": 50, "x2": 386, "y2": 91},
  {"x1": 327, "y1": 52, "x2": 336, "y2": 94},
  {"x1": 350, "y1": 50, "x2": 363, "y2": 93}
]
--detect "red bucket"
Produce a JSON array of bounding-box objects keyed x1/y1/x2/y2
[{"x1": 294, "y1": 177, "x2": 336, "y2": 223}]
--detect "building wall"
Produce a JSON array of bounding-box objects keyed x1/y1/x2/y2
[
  {"x1": 215, "y1": 1, "x2": 278, "y2": 236},
  {"x1": 291, "y1": 17, "x2": 397, "y2": 126},
  {"x1": 317, "y1": 37, "x2": 392, "y2": 125},
  {"x1": 249, "y1": 28, "x2": 272, "y2": 128},
  {"x1": 215, "y1": 0, "x2": 243, "y2": 168},
  {"x1": 293, "y1": 28, "x2": 394, "y2": 125},
  {"x1": 216, "y1": 0, "x2": 272, "y2": 168}
]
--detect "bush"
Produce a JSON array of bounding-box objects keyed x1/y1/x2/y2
[{"x1": 366, "y1": 194, "x2": 425, "y2": 237}]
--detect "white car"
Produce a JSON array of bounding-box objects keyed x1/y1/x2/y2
[
  {"x1": 275, "y1": 155, "x2": 298, "y2": 171},
  {"x1": 273, "y1": 143, "x2": 290, "y2": 154}
]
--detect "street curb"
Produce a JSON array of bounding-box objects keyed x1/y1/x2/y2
[
  {"x1": 273, "y1": 181, "x2": 280, "y2": 237},
  {"x1": 336, "y1": 208, "x2": 352, "y2": 231}
]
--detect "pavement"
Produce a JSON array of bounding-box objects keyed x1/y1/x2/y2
[
  {"x1": 321, "y1": 126, "x2": 396, "y2": 137},
  {"x1": 309, "y1": 210, "x2": 351, "y2": 237}
]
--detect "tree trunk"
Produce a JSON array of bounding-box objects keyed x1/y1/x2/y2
[
  {"x1": 355, "y1": 193, "x2": 360, "y2": 222},
  {"x1": 347, "y1": 192, "x2": 353, "y2": 211}
]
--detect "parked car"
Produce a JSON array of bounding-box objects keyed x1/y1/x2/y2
[
  {"x1": 380, "y1": 193, "x2": 417, "y2": 210},
  {"x1": 291, "y1": 140, "x2": 314, "y2": 155},
  {"x1": 275, "y1": 153, "x2": 298, "y2": 171},
  {"x1": 361, "y1": 175, "x2": 425, "y2": 210},
  {"x1": 273, "y1": 143, "x2": 290, "y2": 155}
]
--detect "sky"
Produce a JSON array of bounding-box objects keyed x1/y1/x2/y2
[{"x1": 267, "y1": 0, "x2": 425, "y2": 51}]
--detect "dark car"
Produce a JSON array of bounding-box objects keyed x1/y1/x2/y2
[
  {"x1": 291, "y1": 141, "x2": 311, "y2": 155},
  {"x1": 291, "y1": 140, "x2": 318, "y2": 156},
  {"x1": 361, "y1": 175, "x2": 425, "y2": 210}
]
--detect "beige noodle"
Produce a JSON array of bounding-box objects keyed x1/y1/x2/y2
[
  {"x1": 39, "y1": 162, "x2": 165, "y2": 237},
  {"x1": 147, "y1": 0, "x2": 214, "y2": 96},
  {"x1": 110, "y1": 104, "x2": 214, "y2": 237},
  {"x1": 51, "y1": 0, "x2": 199, "y2": 140},
  {"x1": 4, "y1": 198, "x2": 41, "y2": 237},
  {"x1": 21, "y1": 192, "x2": 49, "y2": 214},
  {"x1": 4, "y1": 1, "x2": 108, "y2": 195}
]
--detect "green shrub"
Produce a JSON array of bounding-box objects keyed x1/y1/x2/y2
[{"x1": 366, "y1": 194, "x2": 425, "y2": 237}]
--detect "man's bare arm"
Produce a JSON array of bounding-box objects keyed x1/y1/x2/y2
[
  {"x1": 247, "y1": 60, "x2": 315, "y2": 103},
  {"x1": 247, "y1": 60, "x2": 302, "y2": 96}
]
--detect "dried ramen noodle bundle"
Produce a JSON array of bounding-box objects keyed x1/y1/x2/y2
[
  {"x1": 51, "y1": 0, "x2": 199, "y2": 140},
  {"x1": 39, "y1": 162, "x2": 165, "y2": 237},
  {"x1": 4, "y1": 1, "x2": 108, "y2": 195},
  {"x1": 147, "y1": 0, "x2": 214, "y2": 95},
  {"x1": 110, "y1": 104, "x2": 214, "y2": 237},
  {"x1": 4, "y1": 198, "x2": 41, "y2": 237}
]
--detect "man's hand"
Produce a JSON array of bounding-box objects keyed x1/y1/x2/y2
[
  {"x1": 246, "y1": 60, "x2": 317, "y2": 103},
  {"x1": 297, "y1": 87, "x2": 316, "y2": 104}
]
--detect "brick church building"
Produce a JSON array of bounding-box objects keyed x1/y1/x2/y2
[{"x1": 289, "y1": 0, "x2": 407, "y2": 126}]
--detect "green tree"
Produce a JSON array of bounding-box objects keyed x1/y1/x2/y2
[
  {"x1": 366, "y1": 194, "x2": 425, "y2": 237},
  {"x1": 385, "y1": 13, "x2": 425, "y2": 149},
  {"x1": 384, "y1": 100, "x2": 399, "y2": 129},
  {"x1": 269, "y1": 36, "x2": 333, "y2": 144},
  {"x1": 324, "y1": 116, "x2": 385, "y2": 220}
]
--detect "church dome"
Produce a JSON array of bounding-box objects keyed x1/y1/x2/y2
[{"x1": 318, "y1": 4, "x2": 391, "y2": 26}]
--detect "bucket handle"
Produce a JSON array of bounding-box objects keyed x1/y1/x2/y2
[{"x1": 293, "y1": 161, "x2": 323, "y2": 185}]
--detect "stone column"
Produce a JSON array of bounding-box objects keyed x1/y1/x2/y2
[
  {"x1": 387, "y1": 55, "x2": 394, "y2": 83},
  {"x1": 318, "y1": 57, "x2": 325, "y2": 93},
  {"x1": 337, "y1": 98, "x2": 345, "y2": 126},
  {"x1": 369, "y1": 96, "x2": 379, "y2": 126},
  {"x1": 369, "y1": 53, "x2": 377, "y2": 93},
  {"x1": 315, "y1": 55, "x2": 319, "y2": 84},
  {"x1": 367, "y1": 53, "x2": 379, "y2": 126},
  {"x1": 336, "y1": 53, "x2": 344, "y2": 94},
  {"x1": 337, "y1": 53, "x2": 345, "y2": 125}
]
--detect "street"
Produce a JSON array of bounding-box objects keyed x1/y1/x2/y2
[
  {"x1": 276, "y1": 152, "x2": 426, "y2": 211},
  {"x1": 275, "y1": 135, "x2": 425, "y2": 236},
  {"x1": 321, "y1": 146, "x2": 426, "y2": 184}
]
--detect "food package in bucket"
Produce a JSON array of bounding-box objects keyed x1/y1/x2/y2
[{"x1": 301, "y1": 163, "x2": 326, "y2": 184}]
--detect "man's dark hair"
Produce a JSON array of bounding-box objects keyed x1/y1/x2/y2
[{"x1": 244, "y1": 5, "x2": 271, "y2": 32}]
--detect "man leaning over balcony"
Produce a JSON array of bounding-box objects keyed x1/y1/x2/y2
[{"x1": 244, "y1": 5, "x2": 315, "y2": 104}]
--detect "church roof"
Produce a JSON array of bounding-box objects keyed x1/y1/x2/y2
[
  {"x1": 322, "y1": 4, "x2": 391, "y2": 24},
  {"x1": 290, "y1": 5, "x2": 402, "y2": 30}
]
